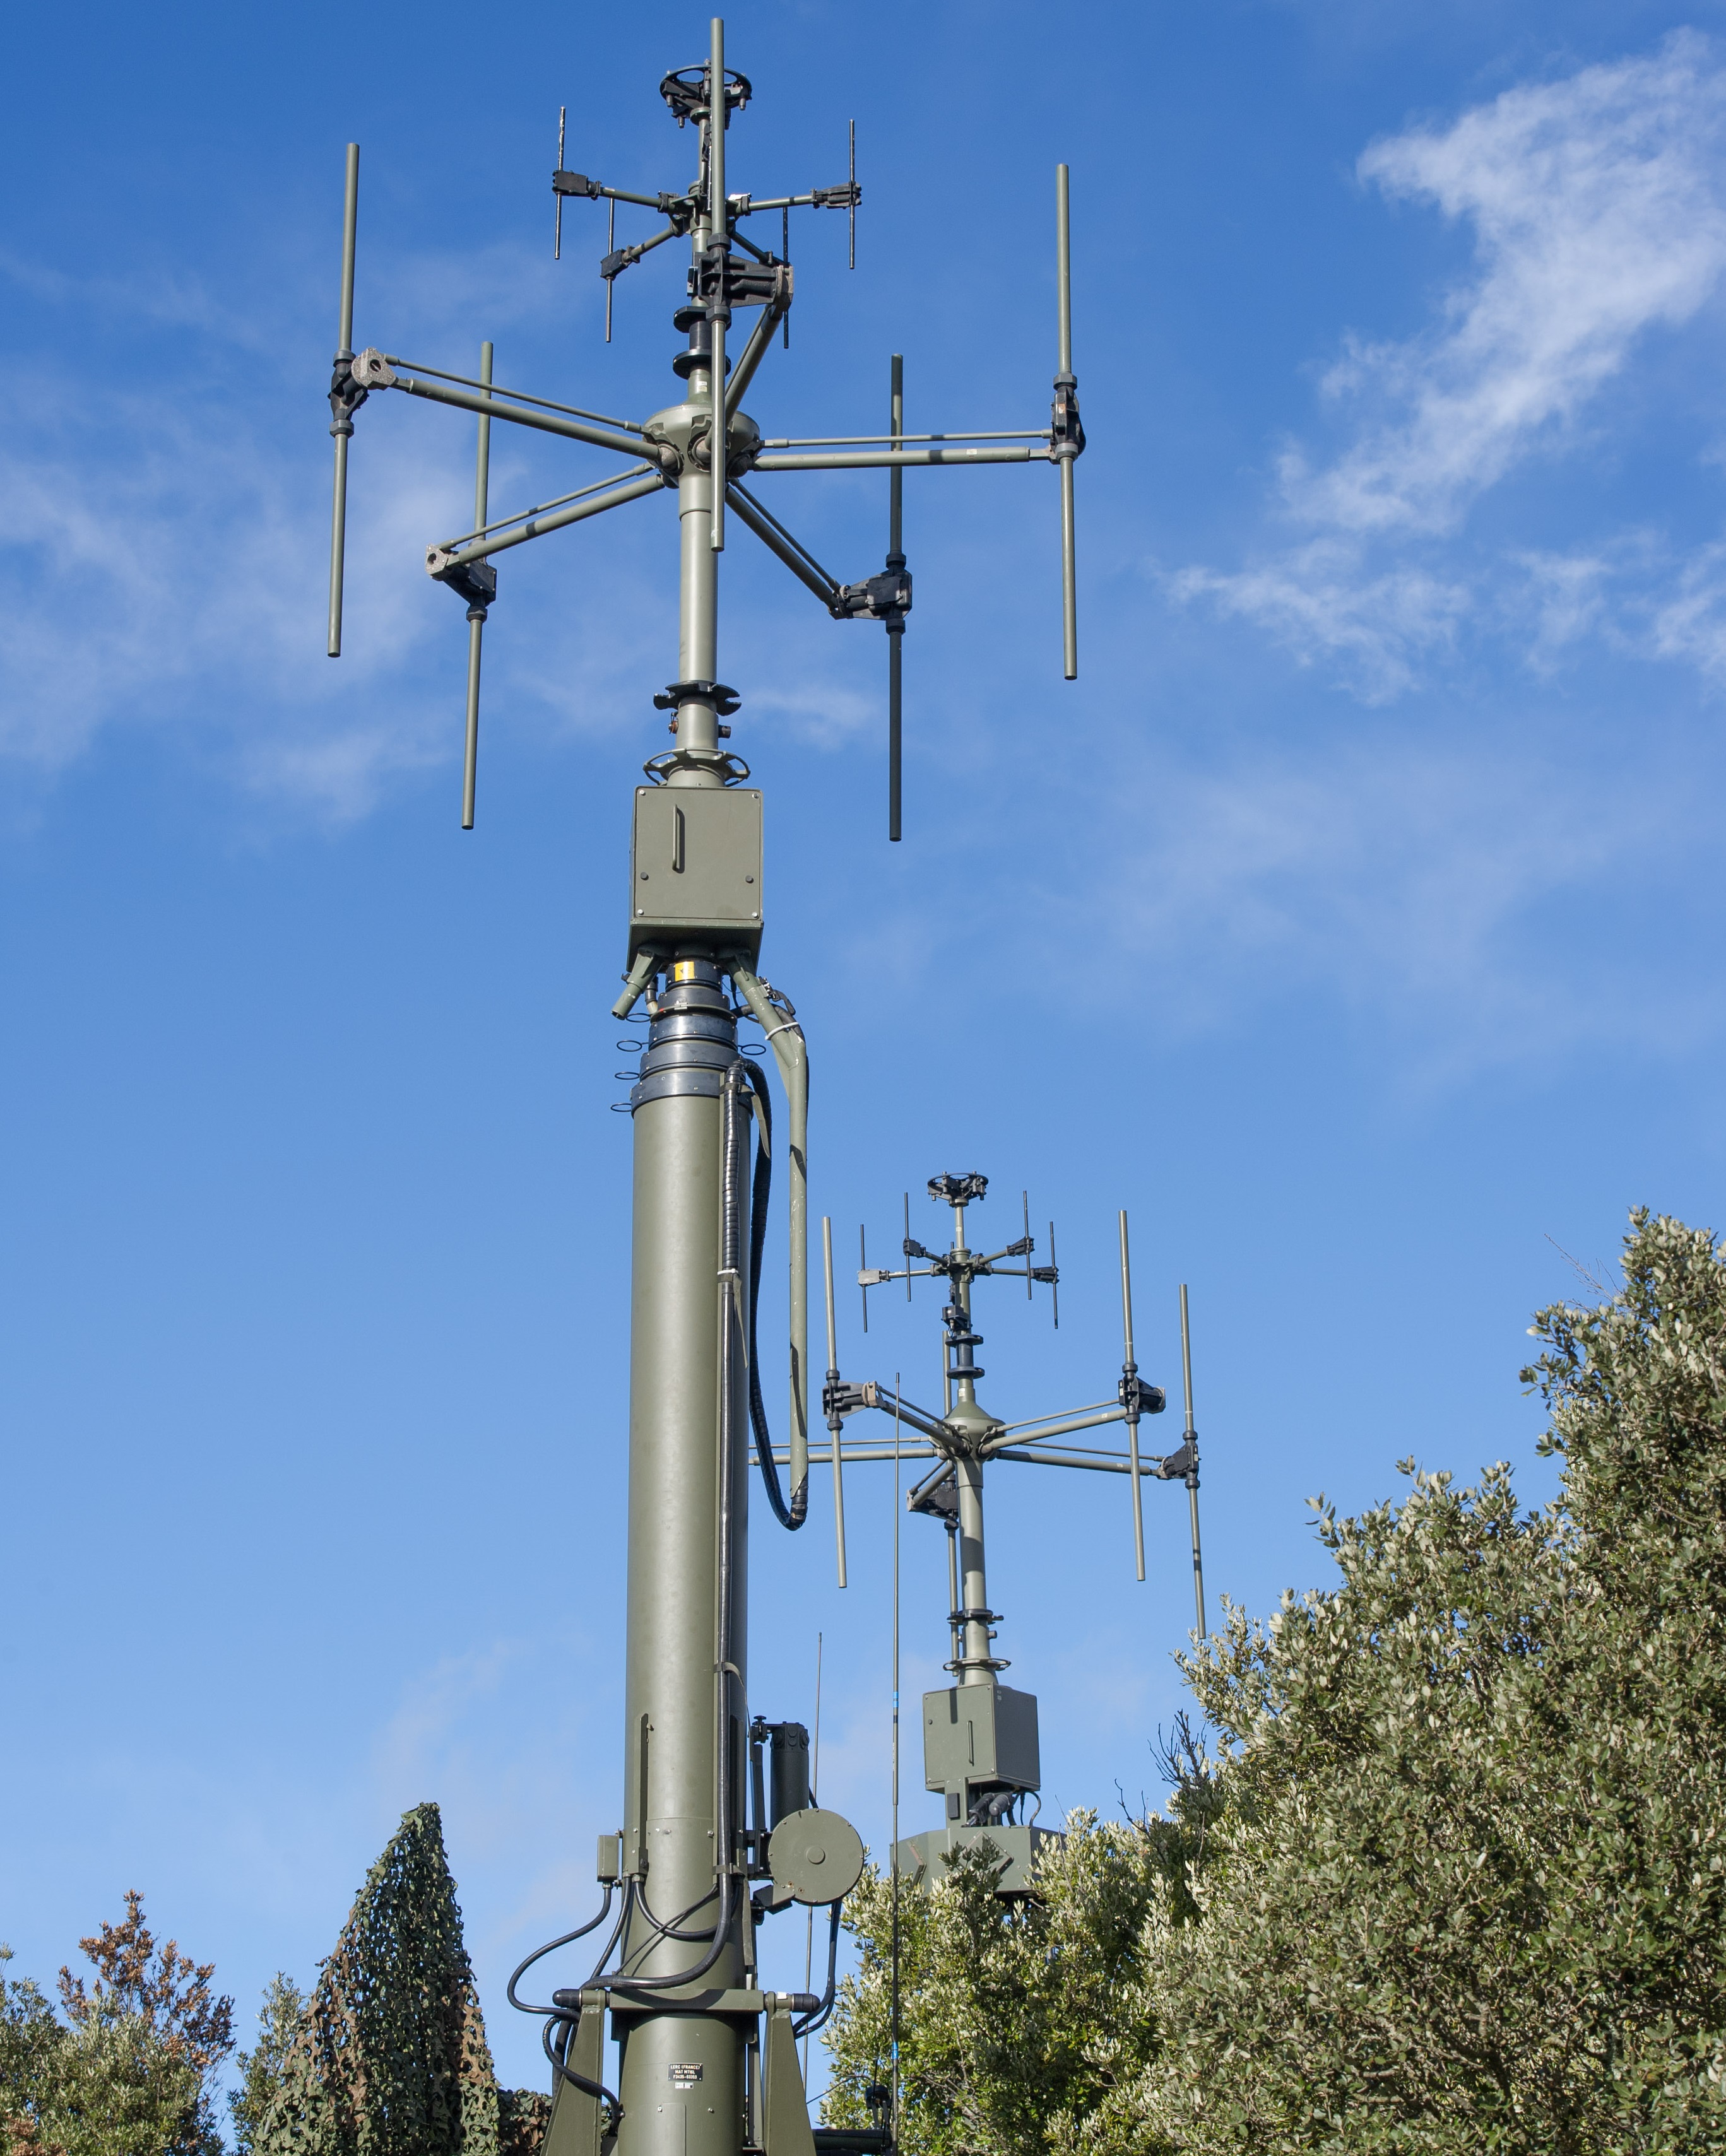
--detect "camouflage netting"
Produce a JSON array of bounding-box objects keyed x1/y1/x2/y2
[{"x1": 257, "y1": 1802, "x2": 546, "y2": 2156}]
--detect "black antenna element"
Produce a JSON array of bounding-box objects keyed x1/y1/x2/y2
[
  {"x1": 554, "y1": 109, "x2": 567, "y2": 260},
  {"x1": 326, "y1": 143, "x2": 361, "y2": 659}
]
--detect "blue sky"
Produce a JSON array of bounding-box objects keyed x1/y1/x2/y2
[{"x1": 4, "y1": 0, "x2": 1725, "y2": 2113}]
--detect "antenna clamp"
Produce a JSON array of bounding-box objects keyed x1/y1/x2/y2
[{"x1": 832, "y1": 567, "x2": 911, "y2": 624}]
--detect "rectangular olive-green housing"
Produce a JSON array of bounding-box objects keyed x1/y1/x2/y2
[
  {"x1": 923, "y1": 1685, "x2": 1041, "y2": 1798},
  {"x1": 893, "y1": 1822, "x2": 1062, "y2": 1897},
  {"x1": 629, "y1": 785, "x2": 763, "y2": 962}
]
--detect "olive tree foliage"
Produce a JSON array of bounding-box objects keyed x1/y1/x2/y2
[
  {"x1": 1, "y1": 1892, "x2": 233, "y2": 2156},
  {"x1": 825, "y1": 1211, "x2": 1726, "y2": 2156},
  {"x1": 820, "y1": 1803, "x2": 1207, "y2": 2156},
  {"x1": 1138, "y1": 1208, "x2": 1726, "y2": 2155},
  {"x1": 253, "y1": 1801, "x2": 548, "y2": 2156}
]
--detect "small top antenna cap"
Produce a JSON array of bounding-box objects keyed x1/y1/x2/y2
[{"x1": 930, "y1": 1172, "x2": 988, "y2": 1205}]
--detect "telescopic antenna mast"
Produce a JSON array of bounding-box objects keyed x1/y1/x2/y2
[
  {"x1": 805, "y1": 1175, "x2": 1209, "y2": 1894},
  {"x1": 321, "y1": 30, "x2": 1087, "y2": 2152}
]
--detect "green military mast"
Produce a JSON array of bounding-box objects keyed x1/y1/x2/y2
[
  {"x1": 322, "y1": 27, "x2": 1084, "y2": 2156},
  {"x1": 803, "y1": 1178, "x2": 1206, "y2": 1894}
]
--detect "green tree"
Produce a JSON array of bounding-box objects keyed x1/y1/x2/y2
[
  {"x1": 2, "y1": 1891, "x2": 232, "y2": 2156},
  {"x1": 1135, "y1": 1209, "x2": 1726, "y2": 2153},
  {"x1": 230, "y1": 1977, "x2": 307, "y2": 2153},
  {"x1": 820, "y1": 1805, "x2": 1203, "y2": 2156},
  {"x1": 825, "y1": 1210, "x2": 1726, "y2": 2156},
  {"x1": 254, "y1": 1800, "x2": 540, "y2": 2156}
]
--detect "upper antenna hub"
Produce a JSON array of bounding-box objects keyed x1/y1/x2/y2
[
  {"x1": 930, "y1": 1173, "x2": 988, "y2": 1206},
  {"x1": 659, "y1": 65, "x2": 752, "y2": 127}
]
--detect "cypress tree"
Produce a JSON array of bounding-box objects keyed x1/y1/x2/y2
[{"x1": 258, "y1": 1803, "x2": 514, "y2": 2155}]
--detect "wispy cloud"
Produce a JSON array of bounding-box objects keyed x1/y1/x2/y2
[{"x1": 1173, "y1": 33, "x2": 1726, "y2": 696}]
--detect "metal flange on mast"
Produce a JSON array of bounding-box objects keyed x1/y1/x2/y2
[
  {"x1": 321, "y1": 23, "x2": 1084, "y2": 2156},
  {"x1": 793, "y1": 1179, "x2": 1207, "y2": 1896}
]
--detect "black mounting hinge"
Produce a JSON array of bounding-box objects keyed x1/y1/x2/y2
[
  {"x1": 429, "y1": 556, "x2": 496, "y2": 622},
  {"x1": 328, "y1": 355, "x2": 368, "y2": 439},
  {"x1": 1156, "y1": 1436, "x2": 1198, "y2": 1483},
  {"x1": 690, "y1": 242, "x2": 782, "y2": 310},
  {"x1": 552, "y1": 168, "x2": 603, "y2": 198},
  {"x1": 811, "y1": 181, "x2": 863, "y2": 209},
  {"x1": 822, "y1": 1377, "x2": 872, "y2": 1420},
  {"x1": 1119, "y1": 1369, "x2": 1167, "y2": 1418},
  {"x1": 1051, "y1": 372, "x2": 1085, "y2": 459},
  {"x1": 832, "y1": 567, "x2": 912, "y2": 623}
]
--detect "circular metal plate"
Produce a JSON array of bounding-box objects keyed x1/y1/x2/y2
[{"x1": 766, "y1": 1806, "x2": 865, "y2": 1906}]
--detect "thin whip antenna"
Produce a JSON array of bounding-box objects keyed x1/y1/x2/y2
[
  {"x1": 822, "y1": 1216, "x2": 848, "y2": 1587},
  {"x1": 848, "y1": 120, "x2": 856, "y2": 269},
  {"x1": 327, "y1": 143, "x2": 360, "y2": 659},
  {"x1": 606, "y1": 197, "x2": 616, "y2": 341},
  {"x1": 461, "y1": 339, "x2": 492, "y2": 830},
  {"x1": 1181, "y1": 1283, "x2": 1206, "y2": 1637},
  {"x1": 902, "y1": 1192, "x2": 911, "y2": 1300},
  {"x1": 887, "y1": 353, "x2": 904, "y2": 842},
  {"x1": 1022, "y1": 1191, "x2": 1032, "y2": 1300},
  {"x1": 554, "y1": 108, "x2": 566, "y2": 259},
  {"x1": 860, "y1": 1223, "x2": 869, "y2": 1333},
  {"x1": 1049, "y1": 1220, "x2": 1060, "y2": 1329},
  {"x1": 801, "y1": 1626, "x2": 824, "y2": 2079},
  {"x1": 783, "y1": 206, "x2": 791, "y2": 348},
  {"x1": 890, "y1": 1374, "x2": 901, "y2": 2148},
  {"x1": 1055, "y1": 163, "x2": 1078, "y2": 680},
  {"x1": 1120, "y1": 1210, "x2": 1145, "y2": 1583}
]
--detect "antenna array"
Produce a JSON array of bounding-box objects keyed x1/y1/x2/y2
[
  {"x1": 799, "y1": 1174, "x2": 1207, "y2": 1893},
  {"x1": 319, "y1": 27, "x2": 1091, "y2": 2156}
]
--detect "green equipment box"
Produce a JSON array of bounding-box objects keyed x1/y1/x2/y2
[
  {"x1": 923, "y1": 1683, "x2": 1041, "y2": 1797},
  {"x1": 628, "y1": 785, "x2": 763, "y2": 962}
]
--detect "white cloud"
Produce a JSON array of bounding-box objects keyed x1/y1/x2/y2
[
  {"x1": 1173, "y1": 33, "x2": 1726, "y2": 696},
  {"x1": 1049, "y1": 734, "x2": 1722, "y2": 1081},
  {"x1": 1169, "y1": 542, "x2": 1469, "y2": 700},
  {"x1": 1297, "y1": 33, "x2": 1726, "y2": 534}
]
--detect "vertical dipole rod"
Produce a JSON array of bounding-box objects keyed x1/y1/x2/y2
[
  {"x1": 1055, "y1": 163, "x2": 1077, "y2": 681},
  {"x1": 1022, "y1": 1191, "x2": 1032, "y2": 1300},
  {"x1": 902, "y1": 1192, "x2": 911, "y2": 1300},
  {"x1": 461, "y1": 340, "x2": 493, "y2": 832},
  {"x1": 709, "y1": 17, "x2": 727, "y2": 553},
  {"x1": 554, "y1": 107, "x2": 566, "y2": 259},
  {"x1": 887, "y1": 353, "x2": 904, "y2": 842},
  {"x1": 889, "y1": 1376, "x2": 902, "y2": 2150},
  {"x1": 1181, "y1": 1282, "x2": 1206, "y2": 1636},
  {"x1": 1120, "y1": 1211, "x2": 1145, "y2": 1582},
  {"x1": 849, "y1": 120, "x2": 856, "y2": 269},
  {"x1": 327, "y1": 143, "x2": 360, "y2": 660},
  {"x1": 822, "y1": 1216, "x2": 848, "y2": 1588},
  {"x1": 606, "y1": 197, "x2": 616, "y2": 341}
]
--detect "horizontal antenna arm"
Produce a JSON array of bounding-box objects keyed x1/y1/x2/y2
[
  {"x1": 436, "y1": 465, "x2": 661, "y2": 553},
  {"x1": 554, "y1": 172, "x2": 693, "y2": 216},
  {"x1": 738, "y1": 184, "x2": 860, "y2": 214},
  {"x1": 382, "y1": 355, "x2": 641, "y2": 435},
  {"x1": 980, "y1": 1404, "x2": 1131, "y2": 1454},
  {"x1": 602, "y1": 223, "x2": 682, "y2": 280},
  {"x1": 426, "y1": 470, "x2": 663, "y2": 575},
  {"x1": 353, "y1": 355, "x2": 646, "y2": 459},
  {"x1": 726, "y1": 485, "x2": 841, "y2": 609},
  {"x1": 993, "y1": 1444, "x2": 1157, "y2": 1476},
  {"x1": 752, "y1": 444, "x2": 1044, "y2": 471},
  {"x1": 820, "y1": 1379, "x2": 949, "y2": 1444}
]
